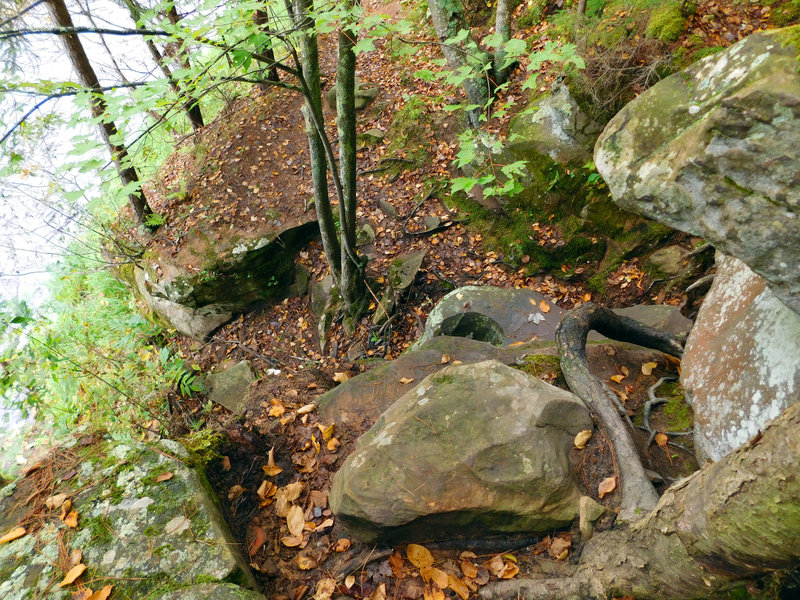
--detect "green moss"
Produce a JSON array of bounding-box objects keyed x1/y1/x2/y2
[
  {"x1": 144, "y1": 525, "x2": 159, "y2": 537},
  {"x1": 433, "y1": 374, "x2": 455, "y2": 385},
  {"x1": 181, "y1": 429, "x2": 224, "y2": 468},
  {"x1": 656, "y1": 381, "x2": 693, "y2": 431},
  {"x1": 83, "y1": 514, "x2": 114, "y2": 545},
  {"x1": 516, "y1": 354, "x2": 566, "y2": 388},
  {"x1": 385, "y1": 95, "x2": 432, "y2": 168},
  {"x1": 645, "y1": 2, "x2": 687, "y2": 42},
  {"x1": 773, "y1": 0, "x2": 800, "y2": 27}
]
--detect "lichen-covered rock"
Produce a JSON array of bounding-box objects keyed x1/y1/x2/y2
[
  {"x1": 329, "y1": 360, "x2": 592, "y2": 543},
  {"x1": 508, "y1": 83, "x2": 604, "y2": 166},
  {"x1": 682, "y1": 253, "x2": 800, "y2": 462},
  {"x1": 0, "y1": 439, "x2": 258, "y2": 599},
  {"x1": 205, "y1": 360, "x2": 256, "y2": 414},
  {"x1": 595, "y1": 26, "x2": 800, "y2": 314},
  {"x1": 127, "y1": 218, "x2": 318, "y2": 340},
  {"x1": 157, "y1": 583, "x2": 267, "y2": 600}
]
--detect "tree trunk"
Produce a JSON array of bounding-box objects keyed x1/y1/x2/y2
[
  {"x1": 493, "y1": 0, "x2": 512, "y2": 87},
  {"x1": 125, "y1": 0, "x2": 204, "y2": 132},
  {"x1": 427, "y1": 0, "x2": 490, "y2": 127},
  {"x1": 293, "y1": 0, "x2": 341, "y2": 279},
  {"x1": 482, "y1": 399, "x2": 800, "y2": 600},
  {"x1": 254, "y1": 9, "x2": 281, "y2": 89},
  {"x1": 45, "y1": 0, "x2": 152, "y2": 224},
  {"x1": 335, "y1": 1, "x2": 363, "y2": 310}
]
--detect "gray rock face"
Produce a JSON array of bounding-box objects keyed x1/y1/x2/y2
[
  {"x1": 508, "y1": 83, "x2": 604, "y2": 165},
  {"x1": 595, "y1": 27, "x2": 800, "y2": 314},
  {"x1": 157, "y1": 583, "x2": 267, "y2": 600},
  {"x1": 329, "y1": 360, "x2": 592, "y2": 543},
  {"x1": 0, "y1": 439, "x2": 258, "y2": 599},
  {"x1": 126, "y1": 220, "x2": 318, "y2": 340},
  {"x1": 682, "y1": 253, "x2": 800, "y2": 462},
  {"x1": 205, "y1": 360, "x2": 256, "y2": 414}
]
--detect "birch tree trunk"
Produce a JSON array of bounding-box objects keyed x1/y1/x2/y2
[{"x1": 46, "y1": 0, "x2": 152, "y2": 224}]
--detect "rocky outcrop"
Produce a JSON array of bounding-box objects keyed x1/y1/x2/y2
[
  {"x1": 205, "y1": 360, "x2": 257, "y2": 414},
  {"x1": 125, "y1": 218, "x2": 318, "y2": 340},
  {"x1": 595, "y1": 26, "x2": 800, "y2": 314},
  {"x1": 0, "y1": 438, "x2": 262, "y2": 599},
  {"x1": 682, "y1": 254, "x2": 800, "y2": 462},
  {"x1": 329, "y1": 360, "x2": 592, "y2": 543},
  {"x1": 508, "y1": 83, "x2": 604, "y2": 166}
]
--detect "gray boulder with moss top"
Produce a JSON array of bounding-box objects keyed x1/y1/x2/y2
[
  {"x1": 0, "y1": 437, "x2": 260, "y2": 599},
  {"x1": 329, "y1": 360, "x2": 592, "y2": 543},
  {"x1": 595, "y1": 26, "x2": 800, "y2": 314}
]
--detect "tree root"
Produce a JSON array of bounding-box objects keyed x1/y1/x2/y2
[{"x1": 556, "y1": 303, "x2": 683, "y2": 521}]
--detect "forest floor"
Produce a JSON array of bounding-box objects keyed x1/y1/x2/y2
[{"x1": 131, "y1": 1, "x2": 781, "y2": 598}]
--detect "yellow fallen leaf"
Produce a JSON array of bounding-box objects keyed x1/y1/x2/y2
[
  {"x1": 315, "y1": 578, "x2": 336, "y2": 600},
  {"x1": 58, "y1": 564, "x2": 87, "y2": 587},
  {"x1": 421, "y1": 566, "x2": 449, "y2": 588},
  {"x1": 424, "y1": 586, "x2": 445, "y2": 600},
  {"x1": 155, "y1": 472, "x2": 173, "y2": 482},
  {"x1": 574, "y1": 430, "x2": 593, "y2": 449},
  {"x1": 281, "y1": 534, "x2": 303, "y2": 547},
  {"x1": 327, "y1": 437, "x2": 340, "y2": 452},
  {"x1": 335, "y1": 538, "x2": 351, "y2": 552},
  {"x1": 311, "y1": 434, "x2": 321, "y2": 454},
  {"x1": 263, "y1": 447, "x2": 283, "y2": 477},
  {"x1": 641, "y1": 361, "x2": 658, "y2": 376},
  {"x1": 0, "y1": 526, "x2": 26, "y2": 544},
  {"x1": 64, "y1": 509, "x2": 79, "y2": 529},
  {"x1": 539, "y1": 299, "x2": 551, "y2": 313},
  {"x1": 60, "y1": 499, "x2": 72, "y2": 522},
  {"x1": 610, "y1": 374, "x2": 625, "y2": 384},
  {"x1": 269, "y1": 404, "x2": 286, "y2": 418},
  {"x1": 460, "y1": 559, "x2": 478, "y2": 579},
  {"x1": 598, "y1": 476, "x2": 617, "y2": 498},
  {"x1": 73, "y1": 589, "x2": 92, "y2": 600},
  {"x1": 314, "y1": 518, "x2": 334, "y2": 531},
  {"x1": 332, "y1": 372, "x2": 350, "y2": 384},
  {"x1": 398, "y1": 377, "x2": 415, "y2": 385},
  {"x1": 344, "y1": 574, "x2": 356, "y2": 589},
  {"x1": 87, "y1": 585, "x2": 113, "y2": 600},
  {"x1": 316, "y1": 423, "x2": 335, "y2": 441},
  {"x1": 448, "y1": 574, "x2": 470, "y2": 599},
  {"x1": 286, "y1": 505, "x2": 305, "y2": 537},
  {"x1": 297, "y1": 555, "x2": 316, "y2": 570},
  {"x1": 297, "y1": 403, "x2": 316, "y2": 415},
  {"x1": 407, "y1": 543, "x2": 434, "y2": 568},
  {"x1": 621, "y1": 366, "x2": 630, "y2": 377},
  {"x1": 441, "y1": 354, "x2": 451, "y2": 364}
]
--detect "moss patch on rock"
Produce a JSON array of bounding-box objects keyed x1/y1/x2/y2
[{"x1": 646, "y1": 2, "x2": 687, "y2": 42}]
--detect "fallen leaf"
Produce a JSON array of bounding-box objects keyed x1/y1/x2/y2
[
  {"x1": 72, "y1": 590, "x2": 92, "y2": 600},
  {"x1": 316, "y1": 423, "x2": 335, "y2": 441},
  {"x1": 389, "y1": 551, "x2": 406, "y2": 577},
  {"x1": 641, "y1": 361, "x2": 658, "y2": 376},
  {"x1": 327, "y1": 437, "x2": 340, "y2": 451},
  {"x1": 228, "y1": 485, "x2": 246, "y2": 501},
  {"x1": 500, "y1": 563, "x2": 519, "y2": 579},
  {"x1": 421, "y1": 566, "x2": 449, "y2": 588},
  {"x1": 448, "y1": 574, "x2": 470, "y2": 599},
  {"x1": 655, "y1": 432, "x2": 669, "y2": 448},
  {"x1": 407, "y1": 543, "x2": 435, "y2": 568},
  {"x1": 256, "y1": 479, "x2": 277, "y2": 500},
  {"x1": 155, "y1": 472, "x2": 173, "y2": 482},
  {"x1": 221, "y1": 456, "x2": 231, "y2": 471},
  {"x1": 291, "y1": 584, "x2": 310, "y2": 600},
  {"x1": 424, "y1": 586, "x2": 445, "y2": 600},
  {"x1": 87, "y1": 585, "x2": 113, "y2": 600},
  {"x1": 297, "y1": 403, "x2": 316, "y2": 414},
  {"x1": 369, "y1": 583, "x2": 386, "y2": 600},
  {"x1": 249, "y1": 526, "x2": 267, "y2": 556},
  {"x1": 334, "y1": 538, "x2": 351, "y2": 552},
  {"x1": 58, "y1": 564, "x2": 87, "y2": 587},
  {"x1": 297, "y1": 554, "x2": 316, "y2": 570},
  {"x1": 621, "y1": 366, "x2": 629, "y2": 377},
  {"x1": 549, "y1": 536, "x2": 572, "y2": 560},
  {"x1": 286, "y1": 505, "x2": 305, "y2": 537},
  {"x1": 574, "y1": 430, "x2": 593, "y2": 449},
  {"x1": 441, "y1": 354, "x2": 451, "y2": 364},
  {"x1": 45, "y1": 493, "x2": 69, "y2": 510},
  {"x1": 60, "y1": 499, "x2": 72, "y2": 522},
  {"x1": 269, "y1": 404, "x2": 286, "y2": 418},
  {"x1": 263, "y1": 447, "x2": 283, "y2": 476},
  {"x1": 598, "y1": 476, "x2": 617, "y2": 498},
  {"x1": 460, "y1": 559, "x2": 478, "y2": 579},
  {"x1": 281, "y1": 534, "x2": 303, "y2": 547},
  {"x1": 333, "y1": 372, "x2": 350, "y2": 383},
  {"x1": 314, "y1": 517, "x2": 334, "y2": 531},
  {"x1": 344, "y1": 574, "x2": 356, "y2": 589},
  {"x1": 64, "y1": 509, "x2": 79, "y2": 528},
  {"x1": 610, "y1": 374, "x2": 626, "y2": 384},
  {"x1": 70, "y1": 548, "x2": 82, "y2": 566},
  {"x1": 398, "y1": 377, "x2": 415, "y2": 385},
  {"x1": 315, "y1": 578, "x2": 336, "y2": 600},
  {"x1": 539, "y1": 299, "x2": 551, "y2": 313},
  {"x1": 0, "y1": 526, "x2": 26, "y2": 544}
]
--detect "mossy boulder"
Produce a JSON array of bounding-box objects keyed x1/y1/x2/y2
[
  {"x1": 645, "y1": 2, "x2": 687, "y2": 42},
  {"x1": 596, "y1": 26, "x2": 800, "y2": 314},
  {"x1": 0, "y1": 438, "x2": 259, "y2": 599},
  {"x1": 329, "y1": 360, "x2": 592, "y2": 543}
]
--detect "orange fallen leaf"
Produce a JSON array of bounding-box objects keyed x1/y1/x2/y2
[
  {"x1": 460, "y1": 559, "x2": 478, "y2": 579},
  {"x1": 424, "y1": 586, "x2": 445, "y2": 600},
  {"x1": 58, "y1": 564, "x2": 87, "y2": 587},
  {"x1": 598, "y1": 476, "x2": 617, "y2": 498},
  {"x1": 60, "y1": 499, "x2": 72, "y2": 522},
  {"x1": 297, "y1": 555, "x2": 316, "y2": 570},
  {"x1": 221, "y1": 456, "x2": 231, "y2": 471},
  {"x1": 72, "y1": 590, "x2": 92, "y2": 600},
  {"x1": 334, "y1": 538, "x2": 351, "y2": 552},
  {"x1": 448, "y1": 574, "x2": 470, "y2": 599},
  {"x1": 327, "y1": 437, "x2": 340, "y2": 452},
  {"x1": 0, "y1": 526, "x2": 26, "y2": 544},
  {"x1": 281, "y1": 534, "x2": 303, "y2": 547},
  {"x1": 539, "y1": 300, "x2": 551, "y2": 313},
  {"x1": 398, "y1": 377, "x2": 415, "y2": 385},
  {"x1": 64, "y1": 509, "x2": 79, "y2": 529},
  {"x1": 441, "y1": 354, "x2": 451, "y2": 364},
  {"x1": 407, "y1": 543, "x2": 434, "y2": 568},
  {"x1": 263, "y1": 447, "x2": 283, "y2": 476},
  {"x1": 155, "y1": 472, "x2": 173, "y2": 483},
  {"x1": 249, "y1": 526, "x2": 267, "y2": 556},
  {"x1": 87, "y1": 585, "x2": 113, "y2": 600}
]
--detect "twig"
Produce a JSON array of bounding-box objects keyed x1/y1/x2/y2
[
  {"x1": 210, "y1": 336, "x2": 281, "y2": 367},
  {"x1": 686, "y1": 274, "x2": 714, "y2": 294}
]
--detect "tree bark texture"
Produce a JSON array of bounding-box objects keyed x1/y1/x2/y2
[
  {"x1": 254, "y1": 9, "x2": 281, "y2": 87},
  {"x1": 335, "y1": 3, "x2": 364, "y2": 309},
  {"x1": 46, "y1": 0, "x2": 152, "y2": 224},
  {"x1": 293, "y1": 0, "x2": 341, "y2": 279},
  {"x1": 483, "y1": 400, "x2": 800, "y2": 600},
  {"x1": 427, "y1": 0, "x2": 490, "y2": 127},
  {"x1": 492, "y1": 0, "x2": 512, "y2": 86},
  {"x1": 125, "y1": 0, "x2": 204, "y2": 131},
  {"x1": 556, "y1": 304, "x2": 684, "y2": 521}
]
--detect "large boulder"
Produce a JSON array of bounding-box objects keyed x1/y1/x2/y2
[
  {"x1": 595, "y1": 26, "x2": 800, "y2": 314},
  {"x1": 123, "y1": 218, "x2": 318, "y2": 340},
  {"x1": 205, "y1": 360, "x2": 257, "y2": 414},
  {"x1": 330, "y1": 360, "x2": 592, "y2": 543},
  {"x1": 508, "y1": 83, "x2": 604, "y2": 166},
  {"x1": 0, "y1": 438, "x2": 261, "y2": 599},
  {"x1": 682, "y1": 253, "x2": 800, "y2": 462}
]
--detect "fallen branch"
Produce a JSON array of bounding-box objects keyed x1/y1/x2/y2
[{"x1": 556, "y1": 303, "x2": 683, "y2": 521}]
